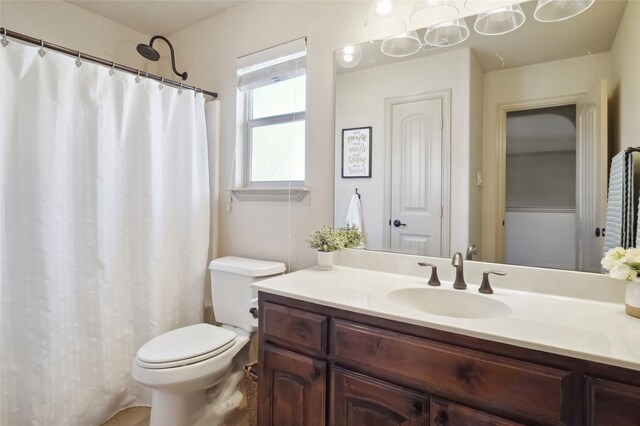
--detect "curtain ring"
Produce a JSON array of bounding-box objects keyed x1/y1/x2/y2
[
  {"x1": 135, "y1": 70, "x2": 141, "y2": 83},
  {"x1": 1, "y1": 29, "x2": 9, "y2": 47},
  {"x1": 38, "y1": 40, "x2": 46, "y2": 57},
  {"x1": 159, "y1": 77, "x2": 164, "y2": 90},
  {"x1": 109, "y1": 61, "x2": 115, "y2": 76},
  {"x1": 178, "y1": 83, "x2": 183, "y2": 95},
  {"x1": 75, "y1": 52, "x2": 82, "y2": 68}
]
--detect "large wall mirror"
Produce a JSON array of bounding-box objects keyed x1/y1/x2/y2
[{"x1": 334, "y1": 0, "x2": 636, "y2": 273}]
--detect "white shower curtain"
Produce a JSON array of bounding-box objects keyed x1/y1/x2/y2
[{"x1": 0, "y1": 41, "x2": 211, "y2": 425}]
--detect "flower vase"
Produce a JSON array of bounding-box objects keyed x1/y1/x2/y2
[
  {"x1": 317, "y1": 251, "x2": 334, "y2": 270},
  {"x1": 626, "y1": 279, "x2": 640, "y2": 319}
]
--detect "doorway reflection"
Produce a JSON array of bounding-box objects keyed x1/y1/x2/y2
[{"x1": 504, "y1": 105, "x2": 577, "y2": 269}]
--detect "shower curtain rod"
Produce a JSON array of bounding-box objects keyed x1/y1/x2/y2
[{"x1": 0, "y1": 28, "x2": 218, "y2": 98}]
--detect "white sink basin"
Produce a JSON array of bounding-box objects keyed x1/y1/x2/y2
[{"x1": 387, "y1": 287, "x2": 512, "y2": 319}]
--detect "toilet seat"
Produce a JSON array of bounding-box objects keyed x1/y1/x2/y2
[{"x1": 136, "y1": 323, "x2": 236, "y2": 369}]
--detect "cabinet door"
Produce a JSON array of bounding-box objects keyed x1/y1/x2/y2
[
  {"x1": 260, "y1": 346, "x2": 326, "y2": 426},
  {"x1": 430, "y1": 399, "x2": 523, "y2": 426},
  {"x1": 585, "y1": 377, "x2": 640, "y2": 425},
  {"x1": 332, "y1": 368, "x2": 428, "y2": 425}
]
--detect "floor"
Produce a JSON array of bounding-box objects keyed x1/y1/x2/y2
[
  {"x1": 101, "y1": 407, "x2": 250, "y2": 426},
  {"x1": 101, "y1": 408, "x2": 150, "y2": 426}
]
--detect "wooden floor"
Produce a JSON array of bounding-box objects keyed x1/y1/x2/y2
[
  {"x1": 100, "y1": 406, "x2": 250, "y2": 426},
  {"x1": 101, "y1": 407, "x2": 249, "y2": 426},
  {"x1": 100, "y1": 407, "x2": 150, "y2": 426}
]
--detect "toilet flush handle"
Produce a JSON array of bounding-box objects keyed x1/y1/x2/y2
[{"x1": 249, "y1": 307, "x2": 259, "y2": 319}]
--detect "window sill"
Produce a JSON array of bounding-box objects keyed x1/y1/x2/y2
[{"x1": 227, "y1": 187, "x2": 310, "y2": 202}]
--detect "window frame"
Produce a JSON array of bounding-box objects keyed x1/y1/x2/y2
[{"x1": 244, "y1": 81, "x2": 306, "y2": 188}]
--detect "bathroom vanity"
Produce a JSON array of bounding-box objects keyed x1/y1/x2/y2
[{"x1": 254, "y1": 253, "x2": 640, "y2": 426}]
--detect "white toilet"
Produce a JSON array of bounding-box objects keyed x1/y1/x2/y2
[{"x1": 132, "y1": 256, "x2": 285, "y2": 426}]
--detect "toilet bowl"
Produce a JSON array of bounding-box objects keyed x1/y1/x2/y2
[{"x1": 132, "y1": 257, "x2": 285, "y2": 426}]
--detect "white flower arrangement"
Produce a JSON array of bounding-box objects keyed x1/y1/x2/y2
[
  {"x1": 342, "y1": 223, "x2": 366, "y2": 249},
  {"x1": 306, "y1": 224, "x2": 366, "y2": 252},
  {"x1": 601, "y1": 247, "x2": 640, "y2": 281}
]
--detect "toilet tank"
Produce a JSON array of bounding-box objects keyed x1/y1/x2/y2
[{"x1": 209, "y1": 257, "x2": 285, "y2": 332}]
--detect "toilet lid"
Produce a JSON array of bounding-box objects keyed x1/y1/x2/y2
[{"x1": 136, "y1": 323, "x2": 236, "y2": 369}]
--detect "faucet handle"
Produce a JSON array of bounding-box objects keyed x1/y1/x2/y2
[
  {"x1": 417, "y1": 262, "x2": 441, "y2": 286},
  {"x1": 479, "y1": 270, "x2": 506, "y2": 294}
]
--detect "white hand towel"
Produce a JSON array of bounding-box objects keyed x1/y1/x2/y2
[{"x1": 345, "y1": 194, "x2": 364, "y2": 248}]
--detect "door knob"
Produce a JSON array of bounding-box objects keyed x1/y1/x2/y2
[{"x1": 392, "y1": 219, "x2": 407, "y2": 228}]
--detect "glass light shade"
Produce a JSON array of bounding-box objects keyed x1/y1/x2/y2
[
  {"x1": 410, "y1": 0, "x2": 459, "y2": 28},
  {"x1": 474, "y1": 4, "x2": 526, "y2": 36},
  {"x1": 424, "y1": 18, "x2": 470, "y2": 47},
  {"x1": 335, "y1": 45, "x2": 362, "y2": 69},
  {"x1": 464, "y1": 0, "x2": 518, "y2": 13},
  {"x1": 534, "y1": 0, "x2": 595, "y2": 22},
  {"x1": 380, "y1": 31, "x2": 422, "y2": 57},
  {"x1": 363, "y1": 0, "x2": 407, "y2": 40}
]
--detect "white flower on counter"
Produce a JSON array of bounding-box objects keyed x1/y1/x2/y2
[{"x1": 602, "y1": 247, "x2": 640, "y2": 281}]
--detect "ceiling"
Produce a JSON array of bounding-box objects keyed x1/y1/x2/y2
[{"x1": 67, "y1": 0, "x2": 243, "y2": 35}]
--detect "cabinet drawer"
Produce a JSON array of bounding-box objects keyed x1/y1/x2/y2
[
  {"x1": 332, "y1": 320, "x2": 570, "y2": 424},
  {"x1": 585, "y1": 377, "x2": 640, "y2": 425},
  {"x1": 262, "y1": 302, "x2": 327, "y2": 354},
  {"x1": 430, "y1": 398, "x2": 523, "y2": 426}
]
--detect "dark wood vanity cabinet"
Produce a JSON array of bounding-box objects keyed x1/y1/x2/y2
[
  {"x1": 260, "y1": 345, "x2": 326, "y2": 426},
  {"x1": 258, "y1": 293, "x2": 640, "y2": 426},
  {"x1": 584, "y1": 377, "x2": 640, "y2": 425},
  {"x1": 332, "y1": 368, "x2": 429, "y2": 425},
  {"x1": 430, "y1": 399, "x2": 524, "y2": 426}
]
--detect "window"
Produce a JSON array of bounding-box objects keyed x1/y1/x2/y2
[{"x1": 238, "y1": 39, "x2": 306, "y2": 187}]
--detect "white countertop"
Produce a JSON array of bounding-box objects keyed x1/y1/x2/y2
[{"x1": 253, "y1": 266, "x2": 640, "y2": 371}]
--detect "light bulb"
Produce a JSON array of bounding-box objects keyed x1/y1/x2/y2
[
  {"x1": 376, "y1": 0, "x2": 393, "y2": 16},
  {"x1": 336, "y1": 44, "x2": 362, "y2": 69}
]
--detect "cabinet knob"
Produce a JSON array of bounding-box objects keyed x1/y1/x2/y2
[
  {"x1": 410, "y1": 401, "x2": 423, "y2": 417},
  {"x1": 309, "y1": 366, "x2": 322, "y2": 380},
  {"x1": 434, "y1": 411, "x2": 448, "y2": 426}
]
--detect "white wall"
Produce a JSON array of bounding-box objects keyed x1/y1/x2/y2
[
  {"x1": 468, "y1": 50, "x2": 484, "y2": 257},
  {"x1": 334, "y1": 48, "x2": 474, "y2": 254},
  {"x1": 0, "y1": 1, "x2": 157, "y2": 74},
  {"x1": 167, "y1": 1, "x2": 371, "y2": 271},
  {"x1": 610, "y1": 1, "x2": 640, "y2": 153},
  {"x1": 481, "y1": 52, "x2": 611, "y2": 262}
]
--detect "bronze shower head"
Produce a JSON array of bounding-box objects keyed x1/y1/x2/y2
[{"x1": 137, "y1": 35, "x2": 187, "y2": 81}]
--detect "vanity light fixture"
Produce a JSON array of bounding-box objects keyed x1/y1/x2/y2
[
  {"x1": 464, "y1": 0, "x2": 518, "y2": 13},
  {"x1": 380, "y1": 31, "x2": 422, "y2": 57},
  {"x1": 410, "y1": 0, "x2": 459, "y2": 28},
  {"x1": 474, "y1": 4, "x2": 525, "y2": 36},
  {"x1": 424, "y1": 18, "x2": 470, "y2": 47},
  {"x1": 533, "y1": 0, "x2": 595, "y2": 22},
  {"x1": 336, "y1": 45, "x2": 362, "y2": 69},
  {"x1": 363, "y1": 0, "x2": 407, "y2": 40}
]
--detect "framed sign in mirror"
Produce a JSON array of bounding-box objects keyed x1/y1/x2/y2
[{"x1": 341, "y1": 126, "x2": 372, "y2": 178}]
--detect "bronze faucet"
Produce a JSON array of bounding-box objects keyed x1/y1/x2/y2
[{"x1": 451, "y1": 252, "x2": 467, "y2": 290}]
